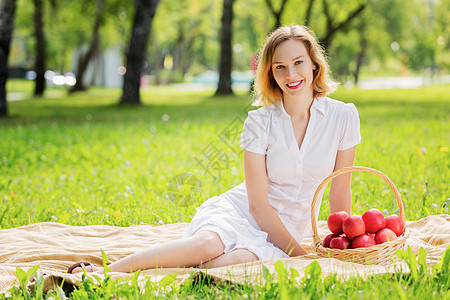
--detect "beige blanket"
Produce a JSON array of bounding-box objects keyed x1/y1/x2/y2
[{"x1": 0, "y1": 215, "x2": 448, "y2": 294}]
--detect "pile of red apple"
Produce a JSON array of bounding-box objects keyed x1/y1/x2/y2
[{"x1": 323, "y1": 209, "x2": 404, "y2": 250}]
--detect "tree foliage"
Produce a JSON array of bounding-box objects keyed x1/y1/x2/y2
[
  {"x1": 150, "y1": 0, "x2": 221, "y2": 83},
  {"x1": 6, "y1": 0, "x2": 450, "y2": 98},
  {"x1": 265, "y1": 0, "x2": 289, "y2": 31}
]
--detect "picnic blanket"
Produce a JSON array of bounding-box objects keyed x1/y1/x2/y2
[{"x1": 0, "y1": 214, "x2": 448, "y2": 294}]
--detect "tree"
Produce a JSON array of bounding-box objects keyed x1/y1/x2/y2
[
  {"x1": 149, "y1": 0, "x2": 218, "y2": 84},
  {"x1": 434, "y1": 0, "x2": 450, "y2": 71},
  {"x1": 352, "y1": 18, "x2": 367, "y2": 84},
  {"x1": 169, "y1": 1, "x2": 213, "y2": 83},
  {"x1": 69, "y1": 0, "x2": 104, "y2": 93},
  {"x1": 11, "y1": 0, "x2": 132, "y2": 91},
  {"x1": 33, "y1": 0, "x2": 46, "y2": 96},
  {"x1": 324, "y1": 0, "x2": 417, "y2": 82},
  {"x1": 277, "y1": 0, "x2": 369, "y2": 82},
  {"x1": 319, "y1": 0, "x2": 366, "y2": 49},
  {"x1": 149, "y1": 34, "x2": 163, "y2": 85},
  {"x1": 120, "y1": 0, "x2": 159, "y2": 104},
  {"x1": 215, "y1": 0, "x2": 235, "y2": 96},
  {"x1": 0, "y1": 0, "x2": 18, "y2": 117},
  {"x1": 265, "y1": 0, "x2": 289, "y2": 31},
  {"x1": 304, "y1": 0, "x2": 315, "y2": 26}
]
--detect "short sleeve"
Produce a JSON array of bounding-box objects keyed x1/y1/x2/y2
[
  {"x1": 239, "y1": 110, "x2": 268, "y2": 155},
  {"x1": 338, "y1": 103, "x2": 362, "y2": 151}
]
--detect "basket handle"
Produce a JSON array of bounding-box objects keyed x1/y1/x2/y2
[{"x1": 310, "y1": 166, "x2": 406, "y2": 246}]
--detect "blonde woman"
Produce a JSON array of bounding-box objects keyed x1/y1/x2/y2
[{"x1": 70, "y1": 25, "x2": 361, "y2": 274}]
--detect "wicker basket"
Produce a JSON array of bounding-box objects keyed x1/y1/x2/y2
[{"x1": 311, "y1": 166, "x2": 407, "y2": 265}]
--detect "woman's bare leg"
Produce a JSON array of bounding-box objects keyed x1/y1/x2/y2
[
  {"x1": 71, "y1": 231, "x2": 225, "y2": 274},
  {"x1": 199, "y1": 248, "x2": 259, "y2": 269}
]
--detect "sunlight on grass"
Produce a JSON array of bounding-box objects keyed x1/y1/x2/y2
[
  {"x1": 1, "y1": 85, "x2": 449, "y2": 228},
  {"x1": 1, "y1": 84, "x2": 449, "y2": 298}
]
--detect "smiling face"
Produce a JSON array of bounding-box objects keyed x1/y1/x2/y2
[{"x1": 271, "y1": 39, "x2": 316, "y2": 100}]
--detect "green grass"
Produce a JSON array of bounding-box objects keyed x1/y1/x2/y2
[
  {"x1": 5, "y1": 79, "x2": 35, "y2": 94},
  {"x1": 6, "y1": 250, "x2": 450, "y2": 299},
  {"x1": 1, "y1": 81, "x2": 449, "y2": 298}
]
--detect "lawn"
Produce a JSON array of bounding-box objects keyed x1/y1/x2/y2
[{"x1": 1, "y1": 82, "x2": 449, "y2": 298}]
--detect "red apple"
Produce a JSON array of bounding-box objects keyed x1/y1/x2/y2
[
  {"x1": 375, "y1": 228, "x2": 397, "y2": 244},
  {"x1": 351, "y1": 234, "x2": 376, "y2": 249},
  {"x1": 327, "y1": 211, "x2": 350, "y2": 235},
  {"x1": 329, "y1": 236, "x2": 351, "y2": 250},
  {"x1": 362, "y1": 208, "x2": 386, "y2": 233},
  {"x1": 385, "y1": 214, "x2": 404, "y2": 236},
  {"x1": 342, "y1": 215, "x2": 366, "y2": 240},
  {"x1": 323, "y1": 234, "x2": 339, "y2": 248}
]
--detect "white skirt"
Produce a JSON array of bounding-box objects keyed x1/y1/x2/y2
[{"x1": 183, "y1": 194, "x2": 288, "y2": 261}]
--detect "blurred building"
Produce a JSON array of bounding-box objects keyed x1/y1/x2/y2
[{"x1": 71, "y1": 46, "x2": 123, "y2": 88}]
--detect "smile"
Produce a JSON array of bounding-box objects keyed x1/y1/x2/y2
[{"x1": 286, "y1": 80, "x2": 303, "y2": 89}]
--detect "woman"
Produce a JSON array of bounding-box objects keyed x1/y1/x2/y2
[{"x1": 70, "y1": 25, "x2": 361, "y2": 274}]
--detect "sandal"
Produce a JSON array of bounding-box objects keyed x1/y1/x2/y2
[{"x1": 67, "y1": 262, "x2": 94, "y2": 274}]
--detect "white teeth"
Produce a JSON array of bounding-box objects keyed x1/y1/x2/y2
[{"x1": 287, "y1": 81, "x2": 301, "y2": 87}]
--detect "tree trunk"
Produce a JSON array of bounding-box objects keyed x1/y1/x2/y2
[
  {"x1": 152, "y1": 36, "x2": 163, "y2": 85},
  {"x1": 180, "y1": 1, "x2": 212, "y2": 78},
  {"x1": 120, "y1": 0, "x2": 159, "y2": 105},
  {"x1": 0, "y1": 0, "x2": 17, "y2": 117},
  {"x1": 304, "y1": 0, "x2": 315, "y2": 26},
  {"x1": 170, "y1": 29, "x2": 194, "y2": 81},
  {"x1": 215, "y1": 0, "x2": 235, "y2": 96},
  {"x1": 33, "y1": 0, "x2": 46, "y2": 96},
  {"x1": 353, "y1": 20, "x2": 367, "y2": 84},
  {"x1": 181, "y1": 37, "x2": 195, "y2": 76},
  {"x1": 69, "y1": 0, "x2": 104, "y2": 93},
  {"x1": 170, "y1": 26, "x2": 184, "y2": 83}
]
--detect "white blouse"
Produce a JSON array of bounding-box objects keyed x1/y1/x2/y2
[{"x1": 236, "y1": 97, "x2": 362, "y2": 244}]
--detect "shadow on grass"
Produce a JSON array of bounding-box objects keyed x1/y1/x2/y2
[
  {"x1": 1, "y1": 92, "x2": 253, "y2": 127},
  {"x1": 2, "y1": 85, "x2": 449, "y2": 127}
]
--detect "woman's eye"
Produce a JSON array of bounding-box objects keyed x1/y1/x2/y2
[
  {"x1": 275, "y1": 65, "x2": 284, "y2": 69},
  {"x1": 295, "y1": 60, "x2": 303, "y2": 65}
]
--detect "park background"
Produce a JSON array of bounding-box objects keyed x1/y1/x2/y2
[
  {"x1": 0, "y1": 0, "x2": 449, "y2": 298},
  {"x1": 2, "y1": 0, "x2": 450, "y2": 103}
]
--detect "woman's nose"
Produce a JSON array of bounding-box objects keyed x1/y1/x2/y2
[{"x1": 286, "y1": 65, "x2": 296, "y2": 77}]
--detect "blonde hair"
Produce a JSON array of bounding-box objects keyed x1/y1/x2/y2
[{"x1": 253, "y1": 25, "x2": 337, "y2": 106}]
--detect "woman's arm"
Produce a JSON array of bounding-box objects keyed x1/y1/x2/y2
[
  {"x1": 329, "y1": 146, "x2": 357, "y2": 214},
  {"x1": 243, "y1": 150, "x2": 308, "y2": 257}
]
